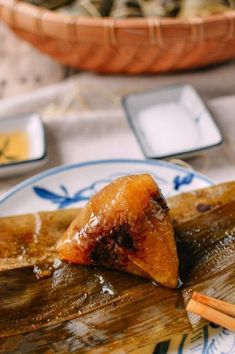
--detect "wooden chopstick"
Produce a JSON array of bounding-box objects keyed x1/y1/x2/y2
[
  {"x1": 192, "y1": 292, "x2": 235, "y2": 317},
  {"x1": 186, "y1": 292, "x2": 235, "y2": 331}
]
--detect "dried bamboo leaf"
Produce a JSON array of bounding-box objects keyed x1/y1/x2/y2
[
  {"x1": 0, "y1": 209, "x2": 78, "y2": 271},
  {"x1": 168, "y1": 181, "x2": 235, "y2": 223},
  {"x1": 0, "y1": 193, "x2": 234, "y2": 351},
  {"x1": 175, "y1": 200, "x2": 235, "y2": 283},
  {"x1": 0, "y1": 262, "x2": 190, "y2": 351}
]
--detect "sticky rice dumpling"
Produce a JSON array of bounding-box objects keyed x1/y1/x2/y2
[
  {"x1": 57, "y1": 174, "x2": 179, "y2": 288},
  {"x1": 22, "y1": 0, "x2": 74, "y2": 10},
  {"x1": 179, "y1": 0, "x2": 230, "y2": 17},
  {"x1": 143, "y1": 0, "x2": 181, "y2": 17},
  {"x1": 110, "y1": 0, "x2": 144, "y2": 18},
  {"x1": 58, "y1": 0, "x2": 112, "y2": 16}
]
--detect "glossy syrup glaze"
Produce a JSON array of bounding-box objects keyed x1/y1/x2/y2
[{"x1": 57, "y1": 174, "x2": 179, "y2": 288}]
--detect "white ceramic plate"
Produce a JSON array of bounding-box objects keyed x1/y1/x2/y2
[
  {"x1": 0, "y1": 158, "x2": 212, "y2": 216},
  {"x1": 123, "y1": 84, "x2": 223, "y2": 159},
  {"x1": 0, "y1": 113, "x2": 47, "y2": 177},
  {"x1": 0, "y1": 158, "x2": 234, "y2": 354}
]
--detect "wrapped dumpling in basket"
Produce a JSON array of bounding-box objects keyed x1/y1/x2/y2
[
  {"x1": 179, "y1": 0, "x2": 231, "y2": 17},
  {"x1": 58, "y1": 0, "x2": 113, "y2": 16},
  {"x1": 23, "y1": 0, "x2": 74, "y2": 10},
  {"x1": 110, "y1": 0, "x2": 144, "y2": 18},
  {"x1": 142, "y1": 0, "x2": 181, "y2": 17},
  {"x1": 228, "y1": 0, "x2": 235, "y2": 8}
]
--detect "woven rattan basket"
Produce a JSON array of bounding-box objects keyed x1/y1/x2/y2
[{"x1": 1, "y1": 0, "x2": 235, "y2": 73}]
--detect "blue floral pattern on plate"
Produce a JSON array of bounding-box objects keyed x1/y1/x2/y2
[
  {"x1": 173, "y1": 173, "x2": 195, "y2": 191},
  {"x1": 154, "y1": 322, "x2": 235, "y2": 354},
  {"x1": 32, "y1": 171, "x2": 195, "y2": 208},
  {"x1": 33, "y1": 179, "x2": 110, "y2": 209}
]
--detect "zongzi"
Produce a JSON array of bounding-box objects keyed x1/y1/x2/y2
[
  {"x1": 143, "y1": 0, "x2": 181, "y2": 17},
  {"x1": 110, "y1": 0, "x2": 144, "y2": 18},
  {"x1": 22, "y1": 0, "x2": 235, "y2": 17},
  {"x1": 23, "y1": 0, "x2": 74, "y2": 10},
  {"x1": 57, "y1": 174, "x2": 179, "y2": 288},
  {"x1": 179, "y1": 0, "x2": 231, "y2": 17},
  {"x1": 58, "y1": 0, "x2": 113, "y2": 16}
]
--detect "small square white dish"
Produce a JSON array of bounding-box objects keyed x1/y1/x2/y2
[
  {"x1": 0, "y1": 113, "x2": 47, "y2": 178},
  {"x1": 122, "y1": 84, "x2": 223, "y2": 159}
]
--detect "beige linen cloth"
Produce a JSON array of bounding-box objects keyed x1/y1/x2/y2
[{"x1": 0, "y1": 74, "x2": 235, "y2": 196}]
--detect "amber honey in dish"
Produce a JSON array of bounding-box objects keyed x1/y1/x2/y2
[{"x1": 0, "y1": 131, "x2": 29, "y2": 164}]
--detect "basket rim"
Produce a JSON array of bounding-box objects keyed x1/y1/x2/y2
[{"x1": 1, "y1": 0, "x2": 235, "y2": 44}]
